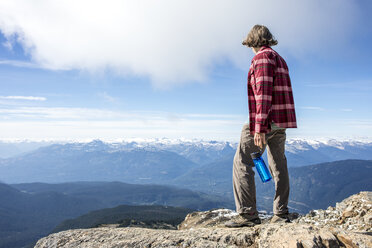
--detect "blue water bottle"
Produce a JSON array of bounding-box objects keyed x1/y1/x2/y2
[{"x1": 250, "y1": 152, "x2": 272, "y2": 183}]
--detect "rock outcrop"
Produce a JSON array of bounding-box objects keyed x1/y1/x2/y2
[
  {"x1": 35, "y1": 191, "x2": 372, "y2": 248},
  {"x1": 296, "y1": 191, "x2": 372, "y2": 232}
]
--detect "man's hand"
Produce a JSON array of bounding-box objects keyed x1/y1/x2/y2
[{"x1": 254, "y1": 132, "x2": 266, "y2": 149}]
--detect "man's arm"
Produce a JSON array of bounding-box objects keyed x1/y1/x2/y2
[
  {"x1": 253, "y1": 53, "x2": 274, "y2": 148},
  {"x1": 253, "y1": 53, "x2": 274, "y2": 134}
]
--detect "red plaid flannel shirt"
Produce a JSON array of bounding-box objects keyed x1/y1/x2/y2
[{"x1": 247, "y1": 46, "x2": 297, "y2": 134}]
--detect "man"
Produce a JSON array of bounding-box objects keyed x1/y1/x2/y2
[{"x1": 226, "y1": 25, "x2": 297, "y2": 228}]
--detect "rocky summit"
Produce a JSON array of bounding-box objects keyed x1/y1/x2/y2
[{"x1": 35, "y1": 191, "x2": 372, "y2": 248}]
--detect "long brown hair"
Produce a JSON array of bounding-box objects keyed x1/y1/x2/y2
[{"x1": 242, "y1": 25, "x2": 278, "y2": 47}]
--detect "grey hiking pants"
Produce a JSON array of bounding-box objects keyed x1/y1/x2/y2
[{"x1": 233, "y1": 124, "x2": 289, "y2": 217}]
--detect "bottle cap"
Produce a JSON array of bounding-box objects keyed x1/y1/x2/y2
[{"x1": 250, "y1": 152, "x2": 261, "y2": 159}]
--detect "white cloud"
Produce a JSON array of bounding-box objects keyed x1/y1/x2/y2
[
  {"x1": 0, "y1": 106, "x2": 370, "y2": 141},
  {"x1": 0, "y1": 120, "x2": 244, "y2": 141},
  {"x1": 0, "y1": 60, "x2": 41, "y2": 68},
  {"x1": 98, "y1": 92, "x2": 119, "y2": 104},
  {"x1": 0, "y1": 0, "x2": 360, "y2": 87},
  {"x1": 0, "y1": 106, "x2": 242, "y2": 121},
  {"x1": 305, "y1": 80, "x2": 372, "y2": 91},
  {"x1": 300, "y1": 106, "x2": 325, "y2": 111},
  {"x1": 2, "y1": 40, "x2": 12, "y2": 50},
  {"x1": 0, "y1": 96, "x2": 47, "y2": 101},
  {"x1": 0, "y1": 106, "x2": 244, "y2": 140},
  {"x1": 341, "y1": 108, "x2": 352, "y2": 112},
  {"x1": 0, "y1": 107, "x2": 129, "y2": 120}
]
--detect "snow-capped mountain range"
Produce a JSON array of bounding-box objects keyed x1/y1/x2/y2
[
  {"x1": 0, "y1": 137, "x2": 371, "y2": 185},
  {"x1": 0, "y1": 138, "x2": 371, "y2": 214},
  {"x1": 1, "y1": 138, "x2": 371, "y2": 165}
]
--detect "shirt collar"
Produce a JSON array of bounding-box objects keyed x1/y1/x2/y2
[{"x1": 256, "y1": 45, "x2": 271, "y2": 55}]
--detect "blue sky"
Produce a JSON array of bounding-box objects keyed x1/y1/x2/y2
[{"x1": 0, "y1": 0, "x2": 371, "y2": 141}]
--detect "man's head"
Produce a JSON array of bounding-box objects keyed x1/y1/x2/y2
[{"x1": 242, "y1": 25, "x2": 278, "y2": 49}]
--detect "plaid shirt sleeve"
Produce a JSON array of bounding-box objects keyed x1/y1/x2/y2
[{"x1": 251, "y1": 53, "x2": 275, "y2": 133}]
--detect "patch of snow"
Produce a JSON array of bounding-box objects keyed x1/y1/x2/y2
[{"x1": 210, "y1": 209, "x2": 239, "y2": 220}]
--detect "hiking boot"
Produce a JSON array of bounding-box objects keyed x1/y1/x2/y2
[
  {"x1": 270, "y1": 213, "x2": 291, "y2": 223},
  {"x1": 225, "y1": 214, "x2": 261, "y2": 228}
]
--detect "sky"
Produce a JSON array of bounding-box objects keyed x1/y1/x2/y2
[{"x1": 0, "y1": 0, "x2": 371, "y2": 142}]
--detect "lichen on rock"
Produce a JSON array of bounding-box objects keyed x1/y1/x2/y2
[{"x1": 295, "y1": 191, "x2": 372, "y2": 232}]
